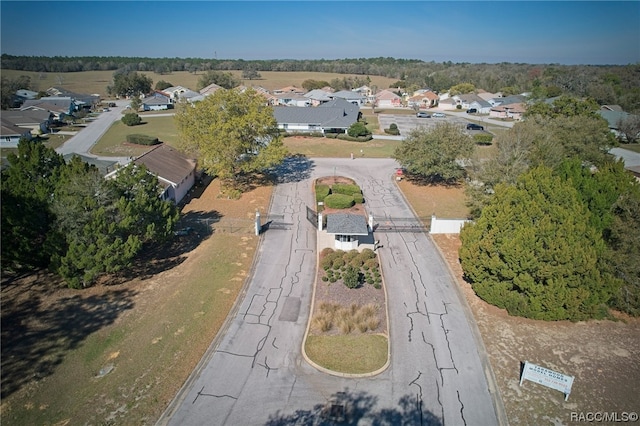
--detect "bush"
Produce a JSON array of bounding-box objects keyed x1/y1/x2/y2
[
  {"x1": 315, "y1": 184, "x2": 331, "y2": 202},
  {"x1": 121, "y1": 113, "x2": 142, "y2": 126},
  {"x1": 384, "y1": 123, "x2": 400, "y2": 135},
  {"x1": 343, "y1": 266, "x2": 360, "y2": 289},
  {"x1": 332, "y1": 183, "x2": 361, "y2": 196},
  {"x1": 125, "y1": 134, "x2": 160, "y2": 145},
  {"x1": 336, "y1": 133, "x2": 373, "y2": 142},
  {"x1": 353, "y1": 193, "x2": 364, "y2": 204},
  {"x1": 324, "y1": 193, "x2": 355, "y2": 209},
  {"x1": 474, "y1": 133, "x2": 493, "y2": 145},
  {"x1": 347, "y1": 122, "x2": 371, "y2": 138},
  {"x1": 325, "y1": 133, "x2": 338, "y2": 139}
]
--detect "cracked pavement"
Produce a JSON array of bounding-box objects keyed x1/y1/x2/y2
[{"x1": 160, "y1": 157, "x2": 501, "y2": 426}]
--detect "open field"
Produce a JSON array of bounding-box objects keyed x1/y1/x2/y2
[
  {"x1": 90, "y1": 116, "x2": 181, "y2": 157},
  {"x1": 2, "y1": 69, "x2": 399, "y2": 99}
]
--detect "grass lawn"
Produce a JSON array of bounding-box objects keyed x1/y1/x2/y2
[
  {"x1": 619, "y1": 143, "x2": 640, "y2": 153},
  {"x1": 283, "y1": 136, "x2": 401, "y2": 158},
  {"x1": 90, "y1": 115, "x2": 180, "y2": 157},
  {"x1": 304, "y1": 335, "x2": 388, "y2": 374}
]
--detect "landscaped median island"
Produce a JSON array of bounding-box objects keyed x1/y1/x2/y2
[{"x1": 303, "y1": 177, "x2": 389, "y2": 376}]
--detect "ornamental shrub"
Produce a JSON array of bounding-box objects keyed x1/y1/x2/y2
[
  {"x1": 385, "y1": 123, "x2": 400, "y2": 135},
  {"x1": 316, "y1": 184, "x2": 330, "y2": 202},
  {"x1": 122, "y1": 113, "x2": 142, "y2": 126},
  {"x1": 347, "y1": 122, "x2": 371, "y2": 138},
  {"x1": 343, "y1": 266, "x2": 360, "y2": 289},
  {"x1": 324, "y1": 193, "x2": 355, "y2": 209},
  {"x1": 126, "y1": 134, "x2": 159, "y2": 145},
  {"x1": 332, "y1": 183, "x2": 361, "y2": 196}
]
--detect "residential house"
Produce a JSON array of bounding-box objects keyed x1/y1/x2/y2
[
  {"x1": 141, "y1": 92, "x2": 173, "y2": 111},
  {"x1": 272, "y1": 98, "x2": 360, "y2": 134},
  {"x1": 304, "y1": 89, "x2": 333, "y2": 106},
  {"x1": 408, "y1": 91, "x2": 439, "y2": 109},
  {"x1": 452, "y1": 94, "x2": 492, "y2": 114},
  {"x1": 273, "y1": 93, "x2": 310, "y2": 107},
  {"x1": 489, "y1": 94, "x2": 527, "y2": 107},
  {"x1": 20, "y1": 97, "x2": 76, "y2": 121},
  {"x1": 63, "y1": 153, "x2": 119, "y2": 175},
  {"x1": 598, "y1": 107, "x2": 638, "y2": 141},
  {"x1": 45, "y1": 87, "x2": 100, "y2": 111},
  {"x1": 375, "y1": 89, "x2": 402, "y2": 108},
  {"x1": 273, "y1": 86, "x2": 305, "y2": 95},
  {"x1": 1, "y1": 109, "x2": 53, "y2": 135},
  {"x1": 332, "y1": 90, "x2": 366, "y2": 106},
  {"x1": 1, "y1": 118, "x2": 33, "y2": 147},
  {"x1": 489, "y1": 103, "x2": 527, "y2": 121},
  {"x1": 162, "y1": 86, "x2": 192, "y2": 102},
  {"x1": 478, "y1": 91, "x2": 502, "y2": 102},
  {"x1": 353, "y1": 85, "x2": 373, "y2": 98},
  {"x1": 199, "y1": 83, "x2": 224, "y2": 96},
  {"x1": 106, "y1": 144, "x2": 197, "y2": 204}
]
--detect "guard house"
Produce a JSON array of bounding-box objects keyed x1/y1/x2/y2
[{"x1": 325, "y1": 213, "x2": 370, "y2": 250}]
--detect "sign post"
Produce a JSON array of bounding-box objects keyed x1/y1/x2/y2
[{"x1": 520, "y1": 361, "x2": 574, "y2": 401}]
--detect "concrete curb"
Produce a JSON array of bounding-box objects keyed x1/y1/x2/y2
[{"x1": 300, "y1": 179, "x2": 391, "y2": 379}]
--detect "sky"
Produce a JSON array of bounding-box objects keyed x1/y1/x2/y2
[{"x1": 1, "y1": 1, "x2": 639, "y2": 65}]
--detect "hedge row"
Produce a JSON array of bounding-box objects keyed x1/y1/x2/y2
[
  {"x1": 316, "y1": 184, "x2": 331, "y2": 202},
  {"x1": 126, "y1": 134, "x2": 160, "y2": 145},
  {"x1": 324, "y1": 193, "x2": 355, "y2": 209}
]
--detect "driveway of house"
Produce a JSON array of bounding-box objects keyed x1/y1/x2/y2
[{"x1": 159, "y1": 157, "x2": 503, "y2": 425}]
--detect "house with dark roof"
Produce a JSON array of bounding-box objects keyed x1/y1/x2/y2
[
  {"x1": 325, "y1": 213, "x2": 370, "y2": 250},
  {"x1": 272, "y1": 98, "x2": 360, "y2": 134},
  {"x1": 105, "y1": 144, "x2": 197, "y2": 204},
  {"x1": 452, "y1": 94, "x2": 492, "y2": 114},
  {"x1": 20, "y1": 97, "x2": 76, "y2": 121},
  {"x1": 332, "y1": 90, "x2": 366, "y2": 106},
  {"x1": 1, "y1": 109, "x2": 53, "y2": 134},
  {"x1": 142, "y1": 92, "x2": 173, "y2": 111},
  {"x1": 1, "y1": 118, "x2": 33, "y2": 147}
]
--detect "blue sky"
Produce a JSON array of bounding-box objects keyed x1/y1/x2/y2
[{"x1": 1, "y1": 1, "x2": 638, "y2": 65}]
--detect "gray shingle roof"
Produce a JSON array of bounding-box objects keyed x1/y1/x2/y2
[
  {"x1": 326, "y1": 213, "x2": 369, "y2": 235},
  {"x1": 272, "y1": 98, "x2": 359, "y2": 130}
]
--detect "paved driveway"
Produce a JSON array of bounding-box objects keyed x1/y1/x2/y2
[{"x1": 160, "y1": 157, "x2": 502, "y2": 425}]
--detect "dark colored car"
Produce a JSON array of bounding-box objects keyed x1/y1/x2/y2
[
  {"x1": 416, "y1": 112, "x2": 431, "y2": 118},
  {"x1": 466, "y1": 108, "x2": 477, "y2": 114},
  {"x1": 466, "y1": 123, "x2": 484, "y2": 131}
]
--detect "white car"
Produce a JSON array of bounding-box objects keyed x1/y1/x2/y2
[{"x1": 432, "y1": 112, "x2": 446, "y2": 118}]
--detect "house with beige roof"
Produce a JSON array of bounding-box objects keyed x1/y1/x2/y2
[{"x1": 375, "y1": 89, "x2": 402, "y2": 108}]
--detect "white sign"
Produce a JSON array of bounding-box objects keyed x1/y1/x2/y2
[{"x1": 519, "y1": 361, "x2": 574, "y2": 401}]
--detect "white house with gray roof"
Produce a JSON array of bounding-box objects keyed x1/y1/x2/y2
[
  {"x1": 272, "y1": 98, "x2": 360, "y2": 134},
  {"x1": 325, "y1": 213, "x2": 370, "y2": 250},
  {"x1": 332, "y1": 90, "x2": 367, "y2": 106}
]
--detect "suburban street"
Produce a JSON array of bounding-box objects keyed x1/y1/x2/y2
[{"x1": 159, "y1": 157, "x2": 503, "y2": 425}]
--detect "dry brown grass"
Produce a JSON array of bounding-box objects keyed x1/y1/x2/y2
[{"x1": 312, "y1": 302, "x2": 380, "y2": 335}]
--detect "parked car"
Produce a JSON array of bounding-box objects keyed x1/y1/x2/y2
[
  {"x1": 432, "y1": 112, "x2": 446, "y2": 118},
  {"x1": 466, "y1": 123, "x2": 484, "y2": 131},
  {"x1": 466, "y1": 108, "x2": 477, "y2": 114},
  {"x1": 416, "y1": 112, "x2": 431, "y2": 118}
]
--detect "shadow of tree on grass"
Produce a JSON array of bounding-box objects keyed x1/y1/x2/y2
[{"x1": 0, "y1": 283, "x2": 137, "y2": 399}]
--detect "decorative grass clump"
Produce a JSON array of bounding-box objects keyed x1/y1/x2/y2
[
  {"x1": 324, "y1": 193, "x2": 355, "y2": 209},
  {"x1": 312, "y1": 302, "x2": 380, "y2": 334}
]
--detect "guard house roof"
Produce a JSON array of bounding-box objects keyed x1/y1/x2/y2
[{"x1": 325, "y1": 213, "x2": 369, "y2": 236}]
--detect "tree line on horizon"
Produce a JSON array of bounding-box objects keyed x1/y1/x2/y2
[{"x1": 2, "y1": 54, "x2": 639, "y2": 113}]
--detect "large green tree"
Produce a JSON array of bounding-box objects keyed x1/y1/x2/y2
[
  {"x1": 51, "y1": 162, "x2": 178, "y2": 288},
  {"x1": 175, "y1": 88, "x2": 287, "y2": 191},
  {"x1": 393, "y1": 122, "x2": 475, "y2": 184},
  {"x1": 108, "y1": 70, "x2": 153, "y2": 98},
  {"x1": 459, "y1": 166, "x2": 620, "y2": 321},
  {"x1": 1, "y1": 140, "x2": 65, "y2": 269},
  {"x1": 196, "y1": 71, "x2": 240, "y2": 90}
]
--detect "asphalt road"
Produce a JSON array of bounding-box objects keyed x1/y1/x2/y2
[
  {"x1": 159, "y1": 157, "x2": 503, "y2": 426},
  {"x1": 55, "y1": 100, "x2": 131, "y2": 164}
]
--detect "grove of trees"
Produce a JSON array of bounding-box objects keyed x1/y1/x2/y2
[
  {"x1": 174, "y1": 88, "x2": 288, "y2": 194},
  {"x1": 1, "y1": 141, "x2": 179, "y2": 288},
  {"x1": 461, "y1": 96, "x2": 640, "y2": 319},
  {"x1": 2, "y1": 55, "x2": 638, "y2": 112}
]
